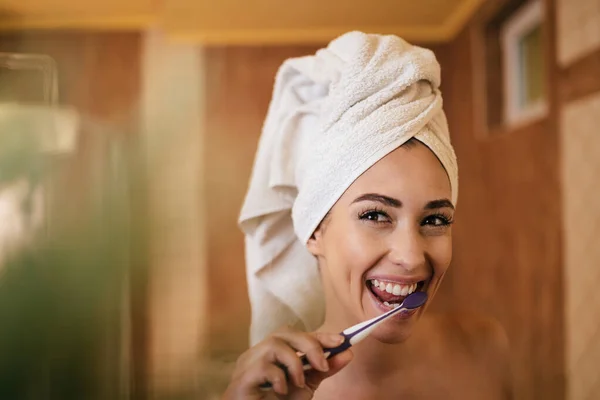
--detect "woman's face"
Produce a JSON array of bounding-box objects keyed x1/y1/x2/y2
[{"x1": 308, "y1": 140, "x2": 454, "y2": 343}]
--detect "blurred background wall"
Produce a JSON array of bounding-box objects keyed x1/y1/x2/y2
[
  {"x1": 556, "y1": 0, "x2": 600, "y2": 398},
  {"x1": 0, "y1": 31, "x2": 144, "y2": 399},
  {"x1": 0, "y1": 0, "x2": 599, "y2": 399},
  {"x1": 140, "y1": 29, "x2": 207, "y2": 397}
]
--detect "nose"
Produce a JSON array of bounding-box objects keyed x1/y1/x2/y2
[{"x1": 387, "y1": 226, "x2": 426, "y2": 272}]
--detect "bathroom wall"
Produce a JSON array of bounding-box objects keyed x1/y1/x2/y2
[
  {"x1": 0, "y1": 31, "x2": 142, "y2": 224},
  {"x1": 0, "y1": 31, "x2": 141, "y2": 126},
  {"x1": 560, "y1": 91, "x2": 600, "y2": 400},
  {"x1": 438, "y1": 0, "x2": 600, "y2": 398},
  {"x1": 0, "y1": 30, "x2": 145, "y2": 397},
  {"x1": 556, "y1": 0, "x2": 600, "y2": 67},
  {"x1": 140, "y1": 30, "x2": 208, "y2": 398},
  {"x1": 556, "y1": 0, "x2": 600, "y2": 398},
  {"x1": 433, "y1": 17, "x2": 563, "y2": 400},
  {"x1": 0, "y1": 29, "x2": 211, "y2": 398}
]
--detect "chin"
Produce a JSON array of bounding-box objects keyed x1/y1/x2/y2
[
  {"x1": 371, "y1": 327, "x2": 412, "y2": 344},
  {"x1": 368, "y1": 308, "x2": 423, "y2": 344}
]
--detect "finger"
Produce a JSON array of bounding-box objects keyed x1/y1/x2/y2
[
  {"x1": 312, "y1": 331, "x2": 346, "y2": 349},
  {"x1": 272, "y1": 329, "x2": 342, "y2": 373},
  {"x1": 287, "y1": 384, "x2": 316, "y2": 400},
  {"x1": 264, "y1": 339, "x2": 306, "y2": 389},
  {"x1": 300, "y1": 332, "x2": 344, "y2": 373},
  {"x1": 305, "y1": 349, "x2": 354, "y2": 391},
  {"x1": 246, "y1": 362, "x2": 289, "y2": 396},
  {"x1": 327, "y1": 348, "x2": 354, "y2": 374}
]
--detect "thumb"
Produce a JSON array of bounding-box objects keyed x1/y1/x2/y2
[{"x1": 304, "y1": 350, "x2": 354, "y2": 392}]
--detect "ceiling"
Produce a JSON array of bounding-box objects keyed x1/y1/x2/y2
[{"x1": 0, "y1": 0, "x2": 483, "y2": 45}]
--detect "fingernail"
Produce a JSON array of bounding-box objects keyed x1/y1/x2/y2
[
  {"x1": 321, "y1": 358, "x2": 330, "y2": 371},
  {"x1": 335, "y1": 335, "x2": 344, "y2": 344}
]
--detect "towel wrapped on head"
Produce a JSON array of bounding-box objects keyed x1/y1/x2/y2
[{"x1": 239, "y1": 31, "x2": 459, "y2": 346}]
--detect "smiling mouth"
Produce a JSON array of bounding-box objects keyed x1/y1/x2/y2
[{"x1": 367, "y1": 279, "x2": 426, "y2": 309}]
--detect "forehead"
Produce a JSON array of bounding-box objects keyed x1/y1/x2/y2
[{"x1": 341, "y1": 142, "x2": 452, "y2": 203}]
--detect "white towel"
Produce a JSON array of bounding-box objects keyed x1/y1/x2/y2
[{"x1": 239, "y1": 31, "x2": 458, "y2": 345}]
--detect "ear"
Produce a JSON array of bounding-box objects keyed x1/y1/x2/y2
[{"x1": 306, "y1": 225, "x2": 325, "y2": 257}]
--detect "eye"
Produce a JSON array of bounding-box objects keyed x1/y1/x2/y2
[
  {"x1": 359, "y1": 210, "x2": 391, "y2": 223},
  {"x1": 422, "y1": 214, "x2": 453, "y2": 227}
]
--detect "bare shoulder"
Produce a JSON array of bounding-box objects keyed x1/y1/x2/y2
[
  {"x1": 428, "y1": 312, "x2": 507, "y2": 351},
  {"x1": 442, "y1": 312, "x2": 509, "y2": 366},
  {"x1": 458, "y1": 313, "x2": 508, "y2": 355},
  {"x1": 428, "y1": 312, "x2": 513, "y2": 398}
]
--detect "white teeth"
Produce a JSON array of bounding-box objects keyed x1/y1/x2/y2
[
  {"x1": 382, "y1": 301, "x2": 401, "y2": 309},
  {"x1": 369, "y1": 280, "x2": 421, "y2": 296}
]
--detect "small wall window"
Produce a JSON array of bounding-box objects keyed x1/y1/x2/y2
[
  {"x1": 500, "y1": 0, "x2": 547, "y2": 127},
  {"x1": 477, "y1": 0, "x2": 548, "y2": 136}
]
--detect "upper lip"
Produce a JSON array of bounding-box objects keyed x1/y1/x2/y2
[{"x1": 365, "y1": 275, "x2": 428, "y2": 285}]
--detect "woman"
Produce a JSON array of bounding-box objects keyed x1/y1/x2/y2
[{"x1": 225, "y1": 32, "x2": 511, "y2": 399}]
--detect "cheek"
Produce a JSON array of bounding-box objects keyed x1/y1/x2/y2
[
  {"x1": 324, "y1": 220, "x2": 385, "y2": 280},
  {"x1": 428, "y1": 236, "x2": 453, "y2": 275}
]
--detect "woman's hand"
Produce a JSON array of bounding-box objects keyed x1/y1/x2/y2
[{"x1": 222, "y1": 326, "x2": 354, "y2": 399}]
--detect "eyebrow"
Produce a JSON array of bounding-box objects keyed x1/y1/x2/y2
[
  {"x1": 425, "y1": 199, "x2": 455, "y2": 210},
  {"x1": 352, "y1": 193, "x2": 402, "y2": 207},
  {"x1": 351, "y1": 193, "x2": 455, "y2": 210},
  {"x1": 352, "y1": 193, "x2": 402, "y2": 208}
]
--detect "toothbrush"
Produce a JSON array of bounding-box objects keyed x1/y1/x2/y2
[{"x1": 260, "y1": 291, "x2": 428, "y2": 389}]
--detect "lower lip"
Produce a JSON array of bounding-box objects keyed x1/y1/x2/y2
[{"x1": 367, "y1": 287, "x2": 420, "y2": 320}]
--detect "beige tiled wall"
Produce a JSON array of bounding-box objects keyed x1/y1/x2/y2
[
  {"x1": 141, "y1": 29, "x2": 208, "y2": 396},
  {"x1": 561, "y1": 90, "x2": 600, "y2": 400},
  {"x1": 558, "y1": 0, "x2": 600, "y2": 398},
  {"x1": 556, "y1": 0, "x2": 600, "y2": 66}
]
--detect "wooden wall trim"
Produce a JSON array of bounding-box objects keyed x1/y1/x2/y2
[
  {"x1": 168, "y1": 0, "x2": 484, "y2": 45},
  {"x1": 169, "y1": 26, "x2": 450, "y2": 46},
  {"x1": 0, "y1": 14, "x2": 156, "y2": 31},
  {"x1": 0, "y1": 0, "x2": 484, "y2": 45},
  {"x1": 558, "y1": 46, "x2": 600, "y2": 104},
  {"x1": 541, "y1": 0, "x2": 566, "y2": 396}
]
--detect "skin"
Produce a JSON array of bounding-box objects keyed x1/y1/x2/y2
[{"x1": 223, "y1": 140, "x2": 512, "y2": 399}]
